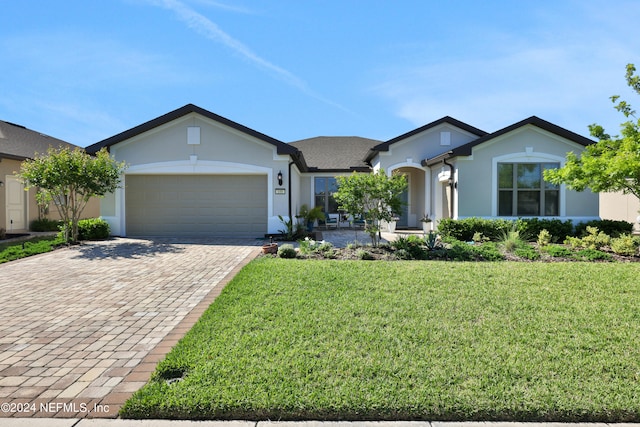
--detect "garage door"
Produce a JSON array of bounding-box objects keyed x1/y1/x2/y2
[{"x1": 125, "y1": 175, "x2": 267, "y2": 237}]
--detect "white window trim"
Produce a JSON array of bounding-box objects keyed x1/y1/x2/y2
[{"x1": 491, "y1": 150, "x2": 566, "y2": 217}]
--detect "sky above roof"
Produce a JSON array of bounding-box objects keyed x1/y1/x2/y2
[{"x1": 1, "y1": 0, "x2": 639, "y2": 147}]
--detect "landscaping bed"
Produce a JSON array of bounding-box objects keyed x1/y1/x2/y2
[{"x1": 121, "y1": 259, "x2": 640, "y2": 422}]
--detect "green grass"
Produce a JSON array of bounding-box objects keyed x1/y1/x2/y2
[
  {"x1": 121, "y1": 258, "x2": 640, "y2": 422},
  {"x1": 0, "y1": 236, "x2": 65, "y2": 263}
]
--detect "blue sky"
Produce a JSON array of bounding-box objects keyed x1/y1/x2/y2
[{"x1": 1, "y1": 0, "x2": 640, "y2": 147}]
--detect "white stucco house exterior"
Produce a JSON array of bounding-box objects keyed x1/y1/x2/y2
[{"x1": 86, "y1": 104, "x2": 600, "y2": 237}]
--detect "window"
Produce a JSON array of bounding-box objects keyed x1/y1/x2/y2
[
  {"x1": 314, "y1": 177, "x2": 339, "y2": 213},
  {"x1": 498, "y1": 163, "x2": 559, "y2": 216}
]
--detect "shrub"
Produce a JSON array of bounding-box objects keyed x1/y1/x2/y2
[
  {"x1": 30, "y1": 218, "x2": 63, "y2": 232},
  {"x1": 537, "y1": 229, "x2": 552, "y2": 247},
  {"x1": 440, "y1": 239, "x2": 504, "y2": 261},
  {"x1": 566, "y1": 226, "x2": 611, "y2": 250},
  {"x1": 391, "y1": 235, "x2": 427, "y2": 260},
  {"x1": 498, "y1": 224, "x2": 526, "y2": 253},
  {"x1": 575, "y1": 248, "x2": 613, "y2": 262},
  {"x1": 277, "y1": 244, "x2": 297, "y2": 259},
  {"x1": 424, "y1": 231, "x2": 443, "y2": 251},
  {"x1": 298, "y1": 237, "x2": 324, "y2": 255},
  {"x1": 518, "y1": 218, "x2": 573, "y2": 242},
  {"x1": 472, "y1": 242, "x2": 505, "y2": 261},
  {"x1": 77, "y1": 218, "x2": 110, "y2": 240},
  {"x1": 356, "y1": 249, "x2": 374, "y2": 260},
  {"x1": 574, "y1": 219, "x2": 633, "y2": 238},
  {"x1": 541, "y1": 244, "x2": 574, "y2": 258},
  {"x1": 317, "y1": 242, "x2": 337, "y2": 259},
  {"x1": 437, "y1": 217, "x2": 514, "y2": 241},
  {"x1": 610, "y1": 234, "x2": 640, "y2": 256},
  {"x1": 514, "y1": 245, "x2": 541, "y2": 260}
]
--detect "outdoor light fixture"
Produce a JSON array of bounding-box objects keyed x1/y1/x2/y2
[{"x1": 277, "y1": 171, "x2": 283, "y2": 186}]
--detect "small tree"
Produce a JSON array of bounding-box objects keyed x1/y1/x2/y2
[
  {"x1": 544, "y1": 63, "x2": 640, "y2": 201},
  {"x1": 334, "y1": 169, "x2": 407, "y2": 246},
  {"x1": 19, "y1": 147, "x2": 127, "y2": 243}
]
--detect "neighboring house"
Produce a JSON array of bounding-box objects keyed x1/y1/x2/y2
[
  {"x1": 0, "y1": 120, "x2": 99, "y2": 232},
  {"x1": 600, "y1": 192, "x2": 640, "y2": 232},
  {"x1": 86, "y1": 104, "x2": 600, "y2": 237}
]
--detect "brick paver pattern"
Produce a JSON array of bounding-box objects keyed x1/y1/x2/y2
[{"x1": 0, "y1": 237, "x2": 260, "y2": 418}]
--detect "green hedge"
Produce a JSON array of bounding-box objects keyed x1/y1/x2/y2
[
  {"x1": 30, "y1": 218, "x2": 63, "y2": 232},
  {"x1": 574, "y1": 219, "x2": 633, "y2": 238},
  {"x1": 77, "y1": 218, "x2": 111, "y2": 240},
  {"x1": 437, "y1": 218, "x2": 515, "y2": 241},
  {"x1": 438, "y1": 217, "x2": 635, "y2": 243}
]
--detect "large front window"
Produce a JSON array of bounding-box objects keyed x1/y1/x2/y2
[
  {"x1": 498, "y1": 163, "x2": 559, "y2": 216},
  {"x1": 314, "y1": 177, "x2": 339, "y2": 213}
]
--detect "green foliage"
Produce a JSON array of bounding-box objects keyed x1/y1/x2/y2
[
  {"x1": 76, "y1": 218, "x2": 110, "y2": 240},
  {"x1": 575, "y1": 248, "x2": 613, "y2": 262},
  {"x1": 391, "y1": 235, "x2": 427, "y2": 260},
  {"x1": 277, "y1": 215, "x2": 305, "y2": 240},
  {"x1": 518, "y1": 218, "x2": 574, "y2": 242},
  {"x1": 334, "y1": 169, "x2": 407, "y2": 246},
  {"x1": 18, "y1": 147, "x2": 126, "y2": 243},
  {"x1": 356, "y1": 249, "x2": 374, "y2": 260},
  {"x1": 30, "y1": 218, "x2": 63, "y2": 232},
  {"x1": 541, "y1": 244, "x2": 574, "y2": 258},
  {"x1": 0, "y1": 236, "x2": 65, "y2": 264},
  {"x1": 438, "y1": 217, "x2": 518, "y2": 241},
  {"x1": 441, "y1": 240, "x2": 504, "y2": 261},
  {"x1": 565, "y1": 226, "x2": 611, "y2": 250},
  {"x1": 472, "y1": 231, "x2": 489, "y2": 243},
  {"x1": 424, "y1": 231, "x2": 442, "y2": 251},
  {"x1": 297, "y1": 204, "x2": 326, "y2": 229},
  {"x1": 544, "y1": 64, "x2": 640, "y2": 201},
  {"x1": 610, "y1": 234, "x2": 640, "y2": 256},
  {"x1": 498, "y1": 224, "x2": 526, "y2": 253},
  {"x1": 514, "y1": 245, "x2": 541, "y2": 260},
  {"x1": 537, "y1": 229, "x2": 552, "y2": 247},
  {"x1": 277, "y1": 244, "x2": 297, "y2": 258},
  {"x1": 574, "y1": 219, "x2": 633, "y2": 238}
]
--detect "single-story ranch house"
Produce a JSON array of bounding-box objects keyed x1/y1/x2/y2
[{"x1": 86, "y1": 104, "x2": 601, "y2": 238}]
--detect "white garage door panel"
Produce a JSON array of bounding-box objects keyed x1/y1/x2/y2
[{"x1": 126, "y1": 175, "x2": 267, "y2": 237}]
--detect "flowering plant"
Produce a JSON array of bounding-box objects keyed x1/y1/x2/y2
[{"x1": 298, "y1": 236, "x2": 326, "y2": 255}]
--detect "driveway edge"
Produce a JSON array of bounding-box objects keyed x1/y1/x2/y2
[{"x1": 88, "y1": 247, "x2": 262, "y2": 419}]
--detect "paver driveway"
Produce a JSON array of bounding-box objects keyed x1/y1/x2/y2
[{"x1": 0, "y1": 237, "x2": 261, "y2": 419}]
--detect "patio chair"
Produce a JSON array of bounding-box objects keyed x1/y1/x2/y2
[{"x1": 321, "y1": 214, "x2": 339, "y2": 230}]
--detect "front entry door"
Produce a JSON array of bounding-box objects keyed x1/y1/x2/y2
[
  {"x1": 6, "y1": 175, "x2": 26, "y2": 230},
  {"x1": 397, "y1": 187, "x2": 409, "y2": 228}
]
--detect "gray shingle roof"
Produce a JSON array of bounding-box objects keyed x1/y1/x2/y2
[
  {"x1": 0, "y1": 120, "x2": 78, "y2": 160},
  {"x1": 289, "y1": 136, "x2": 380, "y2": 171}
]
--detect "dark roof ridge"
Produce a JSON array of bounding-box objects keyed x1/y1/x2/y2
[
  {"x1": 364, "y1": 116, "x2": 488, "y2": 163},
  {"x1": 86, "y1": 104, "x2": 298, "y2": 156},
  {"x1": 422, "y1": 115, "x2": 595, "y2": 166}
]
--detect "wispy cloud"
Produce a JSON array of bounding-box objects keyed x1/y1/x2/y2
[
  {"x1": 371, "y1": 23, "x2": 636, "y2": 136},
  {"x1": 146, "y1": 0, "x2": 353, "y2": 113},
  {"x1": 189, "y1": 0, "x2": 256, "y2": 15}
]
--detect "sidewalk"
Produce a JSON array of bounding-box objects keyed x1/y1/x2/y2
[{"x1": 1, "y1": 419, "x2": 638, "y2": 427}]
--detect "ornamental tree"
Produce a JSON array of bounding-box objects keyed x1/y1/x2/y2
[
  {"x1": 19, "y1": 147, "x2": 126, "y2": 243},
  {"x1": 334, "y1": 169, "x2": 407, "y2": 246},
  {"x1": 544, "y1": 63, "x2": 640, "y2": 202}
]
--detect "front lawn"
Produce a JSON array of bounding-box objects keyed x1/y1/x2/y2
[{"x1": 121, "y1": 258, "x2": 640, "y2": 422}]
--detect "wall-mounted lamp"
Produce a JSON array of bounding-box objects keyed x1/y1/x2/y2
[
  {"x1": 277, "y1": 171, "x2": 283, "y2": 186},
  {"x1": 0, "y1": 181, "x2": 4, "y2": 187}
]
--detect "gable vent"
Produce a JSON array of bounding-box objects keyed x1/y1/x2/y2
[
  {"x1": 440, "y1": 131, "x2": 451, "y2": 146},
  {"x1": 187, "y1": 126, "x2": 201, "y2": 145}
]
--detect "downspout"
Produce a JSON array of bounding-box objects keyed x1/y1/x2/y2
[
  {"x1": 443, "y1": 158, "x2": 455, "y2": 219},
  {"x1": 288, "y1": 161, "x2": 294, "y2": 220}
]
